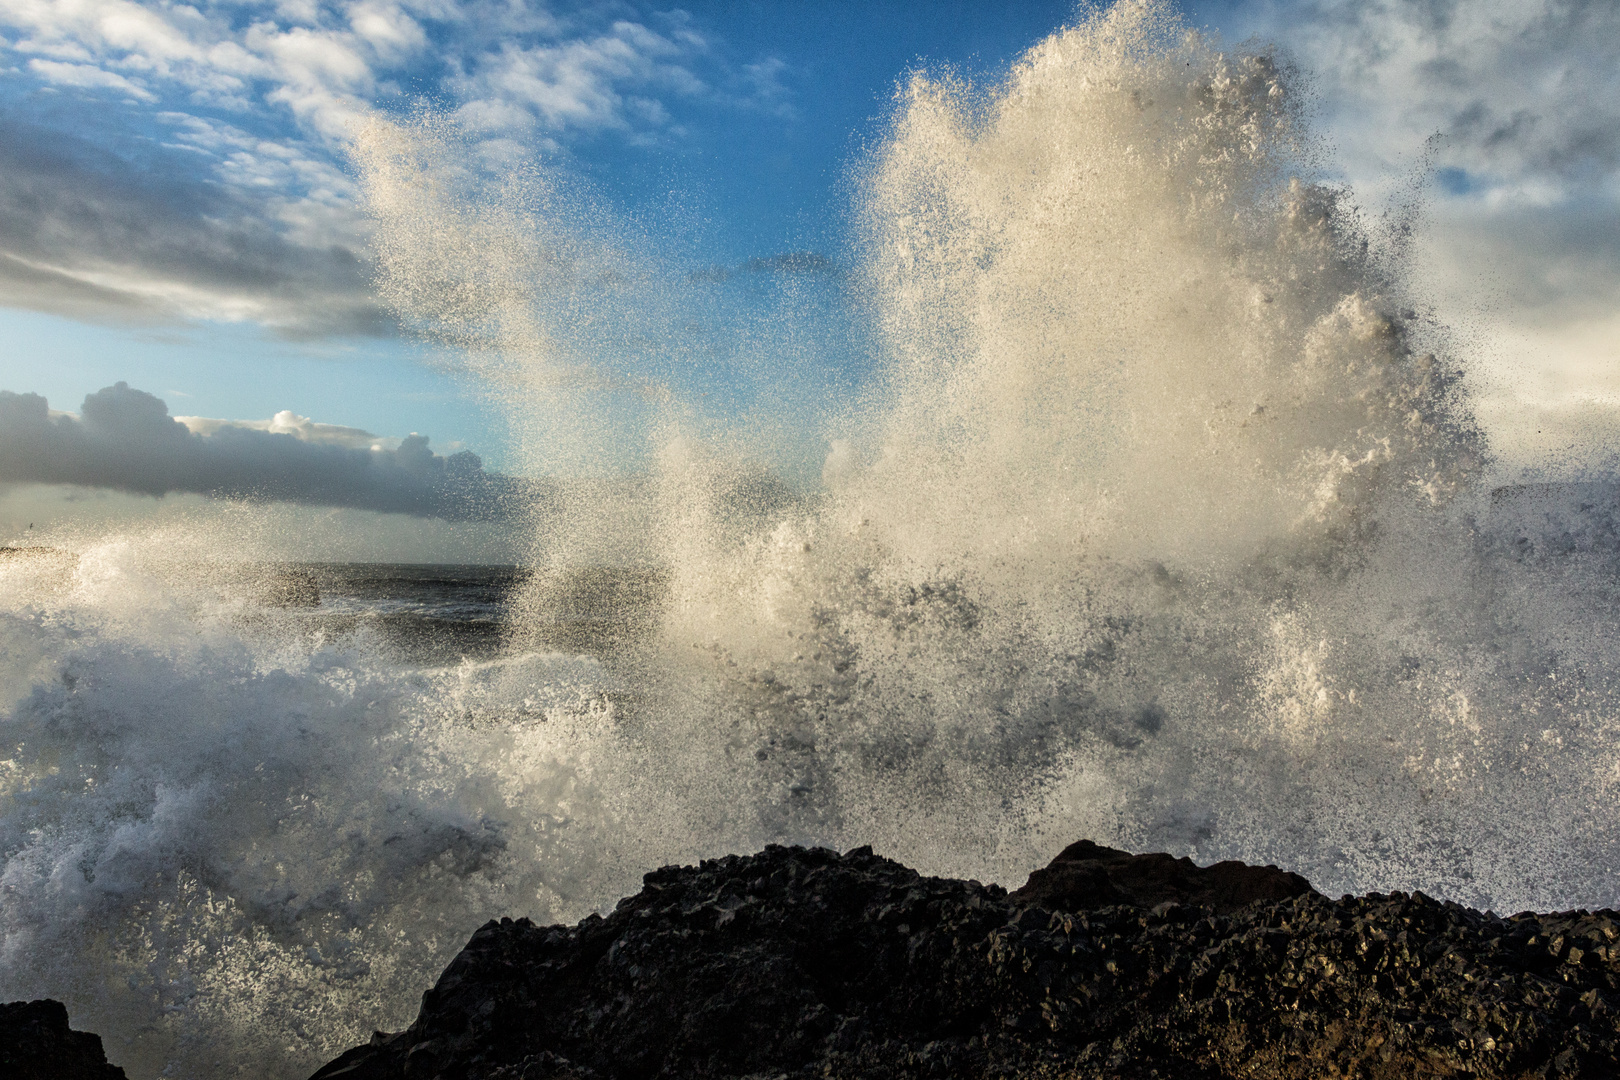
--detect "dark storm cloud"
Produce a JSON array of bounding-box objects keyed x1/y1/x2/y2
[
  {"x1": 0, "y1": 383, "x2": 540, "y2": 520},
  {"x1": 0, "y1": 115, "x2": 390, "y2": 337}
]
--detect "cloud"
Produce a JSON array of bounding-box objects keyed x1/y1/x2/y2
[
  {"x1": 449, "y1": 16, "x2": 712, "y2": 138},
  {"x1": 0, "y1": 112, "x2": 388, "y2": 335},
  {"x1": 176, "y1": 409, "x2": 396, "y2": 449},
  {"x1": 4, "y1": 0, "x2": 387, "y2": 137},
  {"x1": 26, "y1": 58, "x2": 157, "y2": 100},
  {"x1": 1244, "y1": 0, "x2": 1620, "y2": 203},
  {"x1": 1223, "y1": 0, "x2": 1620, "y2": 473},
  {"x1": 0, "y1": 382, "x2": 541, "y2": 519},
  {"x1": 0, "y1": 1, "x2": 797, "y2": 334}
]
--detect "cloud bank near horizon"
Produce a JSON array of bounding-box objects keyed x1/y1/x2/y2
[{"x1": 0, "y1": 382, "x2": 540, "y2": 519}]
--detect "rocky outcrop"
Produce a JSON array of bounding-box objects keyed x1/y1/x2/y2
[
  {"x1": 0, "y1": 999, "x2": 128, "y2": 1080},
  {"x1": 1010, "y1": 838, "x2": 1316, "y2": 914},
  {"x1": 309, "y1": 842, "x2": 1620, "y2": 1080}
]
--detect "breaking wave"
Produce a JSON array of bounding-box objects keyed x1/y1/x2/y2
[{"x1": 5, "y1": 3, "x2": 1620, "y2": 1077}]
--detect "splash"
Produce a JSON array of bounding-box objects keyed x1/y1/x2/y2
[
  {"x1": 0, "y1": 529, "x2": 656, "y2": 1077},
  {"x1": 5, "y1": 3, "x2": 1620, "y2": 1078},
  {"x1": 591, "y1": 4, "x2": 1616, "y2": 910}
]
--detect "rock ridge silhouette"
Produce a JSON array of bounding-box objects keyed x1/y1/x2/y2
[
  {"x1": 0, "y1": 999, "x2": 128, "y2": 1080},
  {"x1": 305, "y1": 841, "x2": 1620, "y2": 1080}
]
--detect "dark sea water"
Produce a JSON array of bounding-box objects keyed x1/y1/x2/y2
[
  {"x1": 240, "y1": 563, "x2": 669, "y2": 664},
  {"x1": 278, "y1": 563, "x2": 531, "y2": 663}
]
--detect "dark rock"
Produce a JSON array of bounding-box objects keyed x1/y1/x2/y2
[
  {"x1": 310, "y1": 842, "x2": 1620, "y2": 1080},
  {"x1": 1010, "y1": 838, "x2": 1317, "y2": 914},
  {"x1": 0, "y1": 999, "x2": 128, "y2": 1080}
]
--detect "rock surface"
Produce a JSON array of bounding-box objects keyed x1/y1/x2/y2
[
  {"x1": 1010, "y1": 838, "x2": 1317, "y2": 914},
  {"x1": 0, "y1": 999, "x2": 128, "y2": 1080},
  {"x1": 311, "y1": 843, "x2": 1620, "y2": 1080}
]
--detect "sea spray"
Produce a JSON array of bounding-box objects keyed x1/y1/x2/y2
[
  {"x1": 4, "y1": 3, "x2": 1620, "y2": 1078},
  {"x1": 0, "y1": 532, "x2": 646, "y2": 1078}
]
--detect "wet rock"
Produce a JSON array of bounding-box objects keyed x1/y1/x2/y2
[
  {"x1": 0, "y1": 999, "x2": 128, "y2": 1080},
  {"x1": 1009, "y1": 838, "x2": 1316, "y2": 914},
  {"x1": 310, "y1": 842, "x2": 1620, "y2": 1080}
]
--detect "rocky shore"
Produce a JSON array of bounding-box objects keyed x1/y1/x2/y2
[
  {"x1": 0, "y1": 999, "x2": 128, "y2": 1080},
  {"x1": 308, "y1": 842, "x2": 1620, "y2": 1079},
  {"x1": 10, "y1": 841, "x2": 1620, "y2": 1079}
]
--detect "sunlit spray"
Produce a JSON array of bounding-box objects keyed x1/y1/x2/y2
[{"x1": 4, "y1": 4, "x2": 1618, "y2": 1078}]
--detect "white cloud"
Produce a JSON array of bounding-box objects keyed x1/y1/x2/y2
[
  {"x1": 348, "y1": 1, "x2": 428, "y2": 62},
  {"x1": 451, "y1": 19, "x2": 711, "y2": 136},
  {"x1": 0, "y1": 383, "x2": 536, "y2": 518},
  {"x1": 1229, "y1": 0, "x2": 1620, "y2": 472},
  {"x1": 26, "y1": 56, "x2": 156, "y2": 98},
  {"x1": 0, "y1": 1, "x2": 795, "y2": 333},
  {"x1": 1244, "y1": 0, "x2": 1620, "y2": 203},
  {"x1": 177, "y1": 408, "x2": 400, "y2": 450},
  {"x1": 741, "y1": 56, "x2": 792, "y2": 116},
  {"x1": 0, "y1": 2, "x2": 757, "y2": 149}
]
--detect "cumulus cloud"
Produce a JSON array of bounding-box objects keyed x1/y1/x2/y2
[
  {"x1": 0, "y1": 382, "x2": 541, "y2": 519},
  {"x1": 451, "y1": 16, "x2": 711, "y2": 138},
  {"x1": 176, "y1": 409, "x2": 397, "y2": 449},
  {"x1": 1228, "y1": 0, "x2": 1620, "y2": 470},
  {"x1": 3, "y1": 0, "x2": 399, "y2": 137},
  {"x1": 26, "y1": 58, "x2": 159, "y2": 100}
]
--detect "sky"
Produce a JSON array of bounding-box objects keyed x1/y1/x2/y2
[{"x1": 0, "y1": 0, "x2": 1617, "y2": 550}]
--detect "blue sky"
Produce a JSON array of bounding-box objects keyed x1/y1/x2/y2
[
  {"x1": 1, "y1": 0, "x2": 1617, "y2": 496},
  {"x1": 0, "y1": 0, "x2": 1120, "y2": 461}
]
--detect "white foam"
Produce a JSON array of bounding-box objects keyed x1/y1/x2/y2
[{"x1": 0, "y1": 534, "x2": 648, "y2": 1077}]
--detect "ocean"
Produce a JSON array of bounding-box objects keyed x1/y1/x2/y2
[
  {"x1": 5, "y1": 3, "x2": 1620, "y2": 1077},
  {"x1": 255, "y1": 563, "x2": 533, "y2": 664}
]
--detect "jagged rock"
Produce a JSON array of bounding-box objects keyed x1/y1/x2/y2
[
  {"x1": 1010, "y1": 838, "x2": 1316, "y2": 914},
  {"x1": 0, "y1": 999, "x2": 128, "y2": 1080},
  {"x1": 310, "y1": 842, "x2": 1620, "y2": 1080}
]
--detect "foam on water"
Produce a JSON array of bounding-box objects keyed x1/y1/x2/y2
[
  {"x1": 6, "y1": 3, "x2": 1620, "y2": 1077},
  {"x1": 0, "y1": 530, "x2": 673, "y2": 1077}
]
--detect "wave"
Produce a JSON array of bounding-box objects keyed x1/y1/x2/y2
[{"x1": 5, "y1": 3, "x2": 1620, "y2": 1077}]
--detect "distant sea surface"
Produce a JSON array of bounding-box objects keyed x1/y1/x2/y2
[
  {"x1": 265, "y1": 563, "x2": 661, "y2": 664},
  {"x1": 267, "y1": 563, "x2": 529, "y2": 664}
]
